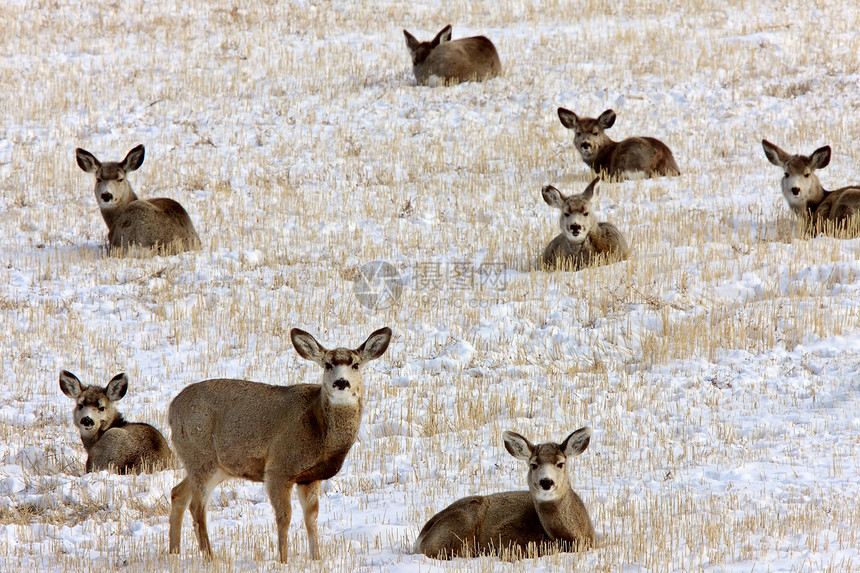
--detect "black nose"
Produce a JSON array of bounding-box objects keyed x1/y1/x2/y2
[
  {"x1": 333, "y1": 379, "x2": 350, "y2": 390},
  {"x1": 570, "y1": 224, "x2": 581, "y2": 235},
  {"x1": 80, "y1": 417, "x2": 94, "y2": 428},
  {"x1": 580, "y1": 143, "x2": 590, "y2": 150},
  {"x1": 539, "y1": 478, "x2": 554, "y2": 490},
  {"x1": 791, "y1": 187, "x2": 800, "y2": 196},
  {"x1": 101, "y1": 192, "x2": 113, "y2": 202}
]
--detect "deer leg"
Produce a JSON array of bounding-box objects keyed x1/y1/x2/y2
[
  {"x1": 266, "y1": 476, "x2": 295, "y2": 563},
  {"x1": 297, "y1": 481, "x2": 322, "y2": 559},
  {"x1": 190, "y1": 468, "x2": 227, "y2": 559},
  {"x1": 169, "y1": 477, "x2": 192, "y2": 554}
]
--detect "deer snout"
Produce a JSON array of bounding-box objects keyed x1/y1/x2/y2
[
  {"x1": 790, "y1": 187, "x2": 800, "y2": 196},
  {"x1": 539, "y1": 478, "x2": 554, "y2": 490},
  {"x1": 101, "y1": 192, "x2": 113, "y2": 202},
  {"x1": 569, "y1": 223, "x2": 582, "y2": 236},
  {"x1": 80, "y1": 416, "x2": 95, "y2": 429},
  {"x1": 579, "y1": 142, "x2": 591, "y2": 151},
  {"x1": 333, "y1": 378, "x2": 350, "y2": 391}
]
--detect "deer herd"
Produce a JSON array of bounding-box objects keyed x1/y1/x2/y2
[{"x1": 59, "y1": 23, "x2": 859, "y2": 565}]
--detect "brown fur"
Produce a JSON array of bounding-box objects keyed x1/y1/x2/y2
[
  {"x1": 762, "y1": 139, "x2": 860, "y2": 237},
  {"x1": 540, "y1": 179, "x2": 629, "y2": 271},
  {"x1": 59, "y1": 370, "x2": 171, "y2": 474},
  {"x1": 75, "y1": 144, "x2": 201, "y2": 254},
  {"x1": 415, "y1": 428, "x2": 597, "y2": 559},
  {"x1": 168, "y1": 327, "x2": 392, "y2": 563},
  {"x1": 403, "y1": 25, "x2": 502, "y2": 86},
  {"x1": 558, "y1": 108, "x2": 680, "y2": 180}
]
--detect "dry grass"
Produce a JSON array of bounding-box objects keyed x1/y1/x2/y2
[{"x1": 1, "y1": 0, "x2": 860, "y2": 571}]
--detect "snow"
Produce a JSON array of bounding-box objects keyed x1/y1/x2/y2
[{"x1": 1, "y1": 0, "x2": 860, "y2": 571}]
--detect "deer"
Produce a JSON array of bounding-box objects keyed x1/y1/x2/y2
[
  {"x1": 762, "y1": 139, "x2": 860, "y2": 236},
  {"x1": 168, "y1": 327, "x2": 392, "y2": 563},
  {"x1": 59, "y1": 370, "x2": 172, "y2": 474},
  {"x1": 557, "y1": 108, "x2": 680, "y2": 180},
  {"x1": 540, "y1": 178, "x2": 629, "y2": 271},
  {"x1": 403, "y1": 25, "x2": 502, "y2": 86},
  {"x1": 415, "y1": 428, "x2": 597, "y2": 559},
  {"x1": 75, "y1": 144, "x2": 201, "y2": 254}
]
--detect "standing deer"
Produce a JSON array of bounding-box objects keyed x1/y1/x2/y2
[
  {"x1": 75, "y1": 144, "x2": 201, "y2": 254},
  {"x1": 540, "y1": 178, "x2": 629, "y2": 271},
  {"x1": 403, "y1": 25, "x2": 502, "y2": 86},
  {"x1": 59, "y1": 370, "x2": 172, "y2": 474},
  {"x1": 415, "y1": 428, "x2": 597, "y2": 559},
  {"x1": 762, "y1": 139, "x2": 860, "y2": 236},
  {"x1": 168, "y1": 327, "x2": 392, "y2": 563},
  {"x1": 557, "y1": 108, "x2": 680, "y2": 180}
]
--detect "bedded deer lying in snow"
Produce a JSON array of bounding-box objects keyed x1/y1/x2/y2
[
  {"x1": 168, "y1": 327, "x2": 392, "y2": 563},
  {"x1": 540, "y1": 178, "x2": 629, "y2": 271},
  {"x1": 75, "y1": 144, "x2": 201, "y2": 254},
  {"x1": 557, "y1": 108, "x2": 680, "y2": 180},
  {"x1": 59, "y1": 370, "x2": 172, "y2": 474},
  {"x1": 415, "y1": 428, "x2": 597, "y2": 559},
  {"x1": 762, "y1": 139, "x2": 860, "y2": 236},
  {"x1": 403, "y1": 25, "x2": 502, "y2": 86}
]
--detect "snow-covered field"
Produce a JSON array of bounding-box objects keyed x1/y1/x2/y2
[{"x1": 1, "y1": 0, "x2": 859, "y2": 570}]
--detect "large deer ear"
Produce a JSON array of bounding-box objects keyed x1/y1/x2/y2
[
  {"x1": 762, "y1": 139, "x2": 790, "y2": 167},
  {"x1": 809, "y1": 146, "x2": 831, "y2": 170},
  {"x1": 291, "y1": 329, "x2": 327, "y2": 363},
  {"x1": 76, "y1": 149, "x2": 100, "y2": 173},
  {"x1": 503, "y1": 431, "x2": 534, "y2": 461},
  {"x1": 105, "y1": 373, "x2": 129, "y2": 401},
  {"x1": 597, "y1": 109, "x2": 616, "y2": 129},
  {"x1": 557, "y1": 107, "x2": 579, "y2": 130},
  {"x1": 356, "y1": 327, "x2": 392, "y2": 362},
  {"x1": 560, "y1": 427, "x2": 591, "y2": 458},
  {"x1": 581, "y1": 178, "x2": 599, "y2": 200},
  {"x1": 59, "y1": 370, "x2": 84, "y2": 399},
  {"x1": 122, "y1": 144, "x2": 145, "y2": 172},
  {"x1": 542, "y1": 185, "x2": 566, "y2": 209},
  {"x1": 434, "y1": 25, "x2": 452, "y2": 44}
]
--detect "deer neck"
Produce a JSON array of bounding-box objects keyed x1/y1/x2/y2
[
  {"x1": 533, "y1": 488, "x2": 578, "y2": 540},
  {"x1": 588, "y1": 140, "x2": 616, "y2": 171},
  {"x1": 99, "y1": 187, "x2": 139, "y2": 229},
  {"x1": 81, "y1": 413, "x2": 126, "y2": 450},
  {"x1": 315, "y1": 393, "x2": 363, "y2": 450}
]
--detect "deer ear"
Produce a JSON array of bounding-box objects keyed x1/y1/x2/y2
[
  {"x1": 557, "y1": 107, "x2": 579, "y2": 129},
  {"x1": 356, "y1": 327, "x2": 392, "y2": 362},
  {"x1": 762, "y1": 139, "x2": 789, "y2": 167},
  {"x1": 597, "y1": 109, "x2": 616, "y2": 129},
  {"x1": 503, "y1": 431, "x2": 534, "y2": 461},
  {"x1": 582, "y1": 178, "x2": 599, "y2": 200},
  {"x1": 291, "y1": 329, "x2": 327, "y2": 363},
  {"x1": 59, "y1": 370, "x2": 84, "y2": 399},
  {"x1": 76, "y1": 148, "x2": 100, "y2": 173},
  {"x1": 810, "y1": 146, "x2": 831, "y2": 170},
  {"x1": 542, "y1": 185, "x2": 565, "y2": 209},
  {"x1": 435, "y1": 25, "x2": 452, "y2": 44},
  {"x1": 561, "y1": 427, "x2": 591, "y2": 458},
  {"x1": 105, "y1": 373, "x2": 129, "y2": 401},
  {"x1": 122, "y1": 145, "x2": 145, "y2": 172}
]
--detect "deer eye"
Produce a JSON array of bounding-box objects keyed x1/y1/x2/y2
[
  {"x1": 324, "y1": 363, "x2": 333, "y2": 370},
  {"x1": 529, "y1": 462, "x2": 538, "y2": 470},
  {"x1": 783, "y1": 173, "x2": 789, "y2": 178},
  {"x1": 556, "y1": 462, "x2": 564, "y2": 468},
  {"x1": 98, "y1": 406, "x2": 105, "y2": 412},
  {"x1": 77, "y1": 404, "x2": 83, "y2": 410},
  {"x1": 592, "y1": 131, "x2": 599, "y2": 136},
  {"x1": 351, "y1": 363, "x2": 359, "y2": 370},
  {"x1": 583, "y1": 211, "x2": 589, "y2": 217},
  {"x1": 804, "y1": 173, "x2": 810, "y2": 178}
]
